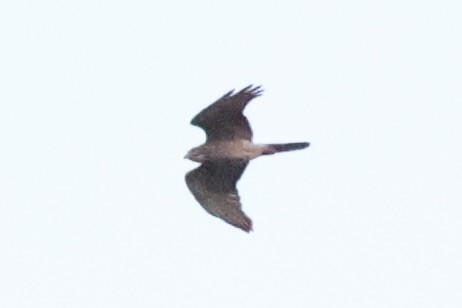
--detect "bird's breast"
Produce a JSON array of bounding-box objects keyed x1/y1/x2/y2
[{"x1": 203, "y1": 140, "x2": 263, "y2": 161}]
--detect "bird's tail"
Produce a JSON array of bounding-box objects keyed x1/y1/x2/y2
[{"x1": 262, "y1": 142, "x2": 310, "y2": 155}]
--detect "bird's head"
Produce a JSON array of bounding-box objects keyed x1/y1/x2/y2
[{"x1": 184, "y1": 147, "x2": 206, "y2": 163}]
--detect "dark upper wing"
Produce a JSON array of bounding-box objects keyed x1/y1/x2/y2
[
  {"x1": 191, "y1": 85, "x2": 263, "y2": 142},
  {"x1": 185, "y1": 160, "x2": 252, "y2": 232}
]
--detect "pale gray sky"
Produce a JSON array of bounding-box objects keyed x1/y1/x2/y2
[{"x1": 1, "y1": 1, "x2": 461, "y2": 307}]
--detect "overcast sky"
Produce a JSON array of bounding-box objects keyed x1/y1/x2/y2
[{"x1": 1, "y1": 1, "x2": 461, "y2": 307}]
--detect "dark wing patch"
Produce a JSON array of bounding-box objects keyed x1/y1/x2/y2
[
  {"x1": 185, "y1": 160, "x2": 252, "y2": 232},
  {"x1": 191, "y1": 85, "x2": 263, "y2": 142}
]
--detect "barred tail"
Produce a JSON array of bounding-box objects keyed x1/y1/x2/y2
[{"x1": 263, "y1": 142, "x2": 310, "y2": 155}]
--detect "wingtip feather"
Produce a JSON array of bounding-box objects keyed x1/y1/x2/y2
[{"x1": 237, "y1": 219, "x2": 253, "y2": 233}]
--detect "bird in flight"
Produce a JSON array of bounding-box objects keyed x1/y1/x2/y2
[{"x1": 185, "y1": 85, "x2": 309, "y2": 232}]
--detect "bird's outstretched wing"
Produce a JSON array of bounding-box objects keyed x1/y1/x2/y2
[
  {"x1": 185, "y1": 160, "x2": 252, "y2": 232},
  {"x1": 191, "y1": 85, "x2": 263, "y2": 142}
]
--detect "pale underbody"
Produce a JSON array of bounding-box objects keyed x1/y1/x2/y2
[{"x1": 186, "y1": 140, "x2": 270, "y2": 163}]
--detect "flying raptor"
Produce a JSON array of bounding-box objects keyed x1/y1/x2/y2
[{"x1": 185, "y1": 85, "x2": 309, "y2": 232}]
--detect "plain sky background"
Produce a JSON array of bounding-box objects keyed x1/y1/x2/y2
[{"x1": 1, "y1": 1, "x2": 461, "y2": 307}]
